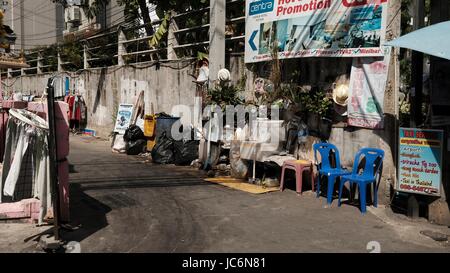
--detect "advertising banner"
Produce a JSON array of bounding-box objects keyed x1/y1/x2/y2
[
  {"x1": 114, "y1": 104, "x2": 134, "y2": 134},
  {"x1": 398, "y1": 128, "x2": 443, "y2": 197},
  {"x1": 347, "y1": 47, "x2": 390, "y2": 129},
  {"x1": 245, "y1": 0, "x2": 389, "y2": 63}
]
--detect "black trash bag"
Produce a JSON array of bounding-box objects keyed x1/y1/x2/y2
[
  {"x1": 151, "y1": 133, "x2": 175, "y2": 164},
  {"x1": 126, "y1": 139, "x2": 147, "y2": 155},
  {"x1": 173, "y1": 140, "x2": 199, "y2": 166},
  {"x1": 123, "y1": 125, "x2": 145, "y2": 142}
]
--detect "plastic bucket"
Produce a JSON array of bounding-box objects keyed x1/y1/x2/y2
[
  {"x1": 144, "y1": 114, "x2": 157, "y2": 137},
  {"x1": 155, "y1": 116, "x2": 180, "y2": 140}
]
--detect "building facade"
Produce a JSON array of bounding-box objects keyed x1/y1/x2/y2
[
  {"x1": 1, "y1": 0, "x2": 64, "y2": 50},
  {"x1": 63, "y1": 0, "x2": 124, "y2": 37}
]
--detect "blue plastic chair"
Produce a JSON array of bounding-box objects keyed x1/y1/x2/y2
[
  {"x1": 338, "y1": 148, "x2": 384, "y2": 214},
  {"x1": 313, "y1": 143, "x2": 351, "y2": 205}
]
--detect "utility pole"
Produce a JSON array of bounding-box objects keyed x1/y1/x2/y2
[
  {"x1": 410, "y1": 0, "x2": 425, "y2": 127},
  {"x1": 209, "y1": 0, "x2": 226, "y2": 83},
  {"x1": 55, "y1": 0, "x2": 64, "y2": 50},
  {"x1": 20, "y1": 0, "x2": 24, "y2": 51},
  {"x1": 427, "y1": 0, "x2": 450, "y2": 226},
  {"x1": 10, "y1": 0, "x2": 13, "y2": 50}
]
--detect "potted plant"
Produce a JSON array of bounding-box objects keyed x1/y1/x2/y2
[{"x1": 299, "y1": 89, "x2": 332, "y2": 137}]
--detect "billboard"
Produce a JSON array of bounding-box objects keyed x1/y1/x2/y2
[
  {"x1": 398, "y1": 128, "x2": 444, "y2": 197},
  {"x1": 114, "y1": 104, "x2": 134, "y2": 134},
  {"x1": 347, "y1": 47, "x2": 390, "y2": 129},
  {"x1": 245, "y1": 0, "x2": 389, "y2": 63}
]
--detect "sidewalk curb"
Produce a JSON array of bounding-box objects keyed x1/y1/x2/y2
[{"x1": 367, "y1": 205, "x2": 450, "y2": 249}]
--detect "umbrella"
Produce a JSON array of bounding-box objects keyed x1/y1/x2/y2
[{"x1": 384, "y1": 21, "x2": 450, "y2": 60}]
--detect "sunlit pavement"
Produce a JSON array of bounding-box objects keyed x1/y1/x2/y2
[{"x1": 1, "y1": 135, "x2": 448, "y2": 253}]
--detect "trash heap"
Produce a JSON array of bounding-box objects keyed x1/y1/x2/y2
[
  {"x1": 113, "y1": 112, "x2": 200, "y2": 167},
  {"x1": 111, "y1": 65, "x2": 343, "y2": 189}
]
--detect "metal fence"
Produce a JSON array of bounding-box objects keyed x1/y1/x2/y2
[{"x1": 1, "y1": 0, "x2": 245, "y2": 78}]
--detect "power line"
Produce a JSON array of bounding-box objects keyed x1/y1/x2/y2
[
  {"x1": 19, "y1": 15, "x2": 127, "y2": 42},
  {"x1": 12, "y1": 5, "x2": 158, "y2": 46},
  {"x1": 11, "y1": 3, "x2": 126, "y2": 41},
  {"x1": 8, "y1": 5, "x2": 59, "y2": 23},
  {"x1": 29, "y1": 8, "x2": 131, "y2": 42}
]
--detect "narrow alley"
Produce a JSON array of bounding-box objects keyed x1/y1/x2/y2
[{"x1": 19, "y1": 135, "x2": 447, "y2": 253}]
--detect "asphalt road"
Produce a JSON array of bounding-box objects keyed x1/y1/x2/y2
[{"x1": 59, "y1": 135, "x2": 449, "y2": 253}]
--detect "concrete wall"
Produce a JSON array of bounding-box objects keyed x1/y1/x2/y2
[{"x1": 4, "y1": 59, "x2": 200, "y2": 138}]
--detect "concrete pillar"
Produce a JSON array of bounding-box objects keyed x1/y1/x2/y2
[
  {"x1": 83, "y1": 44, "x2": 89, "y2": 69},
  {"x1": 209, "y1": 0, "x2": 226, "y2": 82},
  {"x1": 118, "y1": 29, "x2": 126, "y2": 66},
  {"x1": 37, "y1": 50, "x2": 42, "y2": 75},
  {"x1": 377, "y1": 0, "x2": 402, "y2": 205},
  {"x1": 428, "y1": 0, "x2": 450, "y2": 226},
  {"x1": 167, "y1": 12, "x2": 179, "y2": 60},
  {"x1": 58, "y1": 51, "x2": 63, "y2": 73}
]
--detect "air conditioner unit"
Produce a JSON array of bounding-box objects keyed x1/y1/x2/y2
[{"x1": 66, "y1": 6, "x2": 81, "y2": 23}]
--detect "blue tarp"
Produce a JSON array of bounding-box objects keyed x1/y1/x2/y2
[{"x1": 384, "y1": 21, "x2": 450, "y2": 60}]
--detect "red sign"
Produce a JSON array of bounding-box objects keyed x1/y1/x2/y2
[{"x1": 342, "y1": 0, "x2": 387, "y2": 8}]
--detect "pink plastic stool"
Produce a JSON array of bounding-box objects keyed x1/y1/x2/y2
[{"x1": 280, "y1": 160, "x2": 315, "y2": 195}]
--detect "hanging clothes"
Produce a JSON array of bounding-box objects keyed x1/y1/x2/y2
[
  {"x1": 79, "y1": 96, "x2": 87, "y2": 126},
  {"x1": 65, "y1": 95, "x2": 86, "y2": 130},
  {"x1": 0, "y1": 109, "x2": 51, "y2": 225},
  {"x1": 66, "y1": 95, "x2": 81, "y2": 121}
]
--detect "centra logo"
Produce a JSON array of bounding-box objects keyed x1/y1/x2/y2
[{"x1": 249, "y1": 0, "x2": 274, "y2": 16}]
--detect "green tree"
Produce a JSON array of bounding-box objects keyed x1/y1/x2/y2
[{"x1": 62, "y1": 0, "x2": 208, "y2": 37}]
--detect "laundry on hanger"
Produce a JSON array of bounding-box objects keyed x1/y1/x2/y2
[{"x1": 0, "y1": 109, "x2": 51, "y2": 225}]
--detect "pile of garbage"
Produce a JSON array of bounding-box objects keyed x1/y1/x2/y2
[
  {"x1": 110, "y1": 69, "x2": 320, "y2": 186},
  {"x1": 112, "y1": 113, "x2": 200, "y2": 167},
  {"x1": 152, "y1": 132, "x2": 199, "y2": 166}
]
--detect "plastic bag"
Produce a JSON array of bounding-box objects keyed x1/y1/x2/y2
[
  {"x1": 297, "y1": 121, "x2": 309, "y2": 144},
  {"x1": 123, "y1": 125, "x2": 145, "y2": 142},
  {"x1": 174, "y1": 140, "x2": 199, "y2": 166},
  {"x1": 151, "y1": 133, "x2": 175, "y2": 164},
  {"x1": 126, "y1": 139, "x2": 146, "y2": 155},
  {"x1": 112, "y1": 133, "x2": 127, "y2": 153},
  {"x1": 230, "y1": 141, "x2": 248, "y2": 179}
]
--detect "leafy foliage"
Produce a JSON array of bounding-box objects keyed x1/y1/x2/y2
[
  {"x1": 206, "y1": 83, "x2": 243, "y2": 109},
  {"x1": 282, "y1": 84, "x2": 332, "y2": 117},
  {"x1": 149, "y1": 12, "x2": 170, "y2": 48},
  {"x1": 86, "y1": 0, "x2": 208, "y2": 20},
  {"x1": 60, "y1": 37, "x2": 84, "y2": 71},
  {"x1": 300, "y1": 89, "x2": 332, "y2": 117}
]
